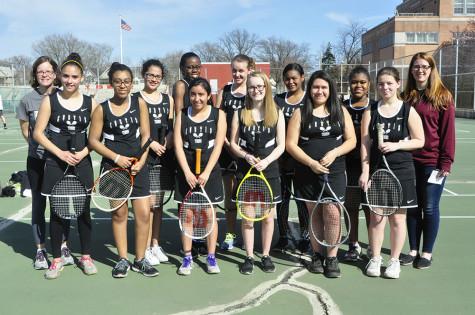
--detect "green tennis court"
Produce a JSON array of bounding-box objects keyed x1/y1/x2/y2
[{"x1": 1, "y1": 112, "x2": 474, "y2": 315}]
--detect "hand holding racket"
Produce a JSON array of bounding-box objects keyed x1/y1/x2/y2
[
  {"x1": 178, "y1": 148, "x2": 215, "y2": 239},
  {"x1": 91, "y1": 138, "x2": 152, "y2": 212},
  {"x1": 365, "y1": 123, "x2": 402, "y2": 216},
  {"x1": 310, "y1": 173, "x2": 351, "y2": 247}
]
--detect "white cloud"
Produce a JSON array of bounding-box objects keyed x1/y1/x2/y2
[{"x1": 325, "y1": 12, "x2": 351, "y2": 26}]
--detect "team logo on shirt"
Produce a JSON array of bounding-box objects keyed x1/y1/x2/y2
[{"x1": 56, "y1": 114, "x2": 88, "y2": 132}]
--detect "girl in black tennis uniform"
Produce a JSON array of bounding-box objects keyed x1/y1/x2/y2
[
  {"x1": 89, "y1": 62, "x2": 158, "y2": 278},
  {"x1": 273, "y1": 63, "x2": 309, "y2": 254},
  {"x1": 216, "y1": 54, "x2": 251, "y2": 251},
  {"x1": 286, "y1": 70, "x2": 356, "y2": 278},
  {"x1": 342, "y1": 66, "x2": 376, "y2": 261},
  {"x1": 16, "y1": 56, "x2": 62, "y2": 270},
  {"x1": 360, "y1": 67, "x2": 424, "y2": 279},
  {"x1": 134, "y1": 59, "x2": 174, "y2": 266},
  {"x1": 174, "y1": 78, "x2": 226, "y2": 275},
  {"x1": 173, "y1": 52, "x2": 202, "y2": 115},
  {"x1": 230, "y1": 72, "x2": 285, "y2": 275},
  {"x1": 34, "y1": 53, "x2": 98, "y2": 279}
]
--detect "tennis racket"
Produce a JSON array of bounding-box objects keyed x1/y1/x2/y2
[
  {"x1": 310, "y1": 174, "x2": 351, "y2": 247},
  {"x1": 365, "y1": 123, "x2": 402, "y2": 216},
  {"x1": 149, "y1": 128, "x2": 173, "y2": 208},
  {"x1": 235, "y1": 132, "x2": 274, "y2": 222},
  {"x1": 178, "y1": 148, "x2": 215, "y2": 239},
  {"x1": 91, "y1": 138, "x2": 152, "y2": 212},
  {"x1": 50, "y1": 133, "x2": 88, "y2": 219}
]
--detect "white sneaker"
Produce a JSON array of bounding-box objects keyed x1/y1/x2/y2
[
  {"x1": 151, "y1": 245, "x2": 169, "y2": 262},
  {"x1": 34, "y1": 249, "x2": 49, "y2": 270},
  {"x1": 384, "y1": 258, "x2": 401, "y2": 279},
  {"x1": 178, "y1": 256, "x2": 193, "y2": 276},
  {"x1": 61, "y1": 246, "x2": 74, "y2": 266},
  {"x1": 366, "y1": 256, "x2": 382, "y2": 277},
  {"x1": 145, "y1": 247, "x2": 160, "y2": 266}
]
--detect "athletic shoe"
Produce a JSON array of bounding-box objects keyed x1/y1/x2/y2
[
  {"x1": 308, "y1": 253, "x2": 324, "y2": 274},
  {"x1": 151, "y1": 246, "x2": 169, "y2": 262},
  {"x1": 206, "y1": 255, "x2": 220, "y2": 274},
  {"x1": 271, "y1": 237, "x2": 296, "y2": 253},
  {"x1": 399, "y1": 253, "x2": 418, "y2": 266},
  {"x1": 44, "y1": 259, "x2": 64, "y2": 280},
  {"x1": 220, "y1": 233, "x2": 236, "y2": 250},
  {"x1": 324, "y1": 257, "x2": 341, "y2": 278},
  {"x1": 384, "y1": 258, "x2": 401, "y2": 279},
  {"x1": 145, "y1": 247, "x2": 160, "y2": 266},
  {"x1": 415, "y1": 257, "x2": 432, "y2": 269},
  {"x1": 112, "y1": 258, "x2": 130, "y2": 278},
  {"x1": 178, "y1": 256, "x2": 193, "y2": 276},
  {"x1": 79, "y1": 256, "x2": 98, "y2": 275},
  {"x1": 240, "y1": 256, "x2": 254, "y2": 275},
  {"x1": 343, "y1": 243, "x2": 361, "y2": 262},
  {"x1": 365, "y1": 256, "x2": 382, "y2": 277},
  {"x1": 132, "y1": 258, "x2": 159, "y2": 277},
  {"x1": 34, "y1": 249, "x2": 49, "y2": 270},
  {"x1": 61, "y1": 246, "x2": 74, "y2": 266},
  {"x1": 261, "y1": 255, "x2": 276, "y2": 273}
]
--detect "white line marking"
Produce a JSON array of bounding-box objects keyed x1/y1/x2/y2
[
  {"x1": 443, "y1": 188, "x2": 458, "y2": 196},
  {"x1": 0, "y1": 161, "x2": 25, "y2": 163},
  {"x1": 0, "y1": 145, "x2": 27, "y2": 156},
  {"x1": 0, "y1": 205, "x2": 32, "y2": 232},
  {"x1": 456, "y1": 130, "x2": 470, "y2": 133}
]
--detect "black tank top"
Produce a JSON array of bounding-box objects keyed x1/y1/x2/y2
[
  {"x1": 101, "y1": 95, "x2": 142, "y2": 159},
  {"x1": 133, "y1": 91, "x2": 171, "y2": 140},
  {"x1": 180, "y1": 106, "x2": 220, "y2": 173},
  {"x1": 274, "y1": 92, "x2": 305, "y2": 128},
  {"x1": 369, "y1": 101, "x2": 414, "y2": 180},
  {"x1": 175, "y1": 79, "x2": 191, "y2": 110},
  {"x1": 298, "y1": 113, "x2": 345, "y2": 173},
  {"x1": 220, "y1": 84, "x2": 245, "y2": 131},
  {"x1": 343, "y1": 98, "x2": 376, "y2": 164},
  {"x1": 237, "y1": 109, "x2": 279, "y2": 179},
  {"x1": 48, "y1": 93, "x2": 92, "y2": 152}
]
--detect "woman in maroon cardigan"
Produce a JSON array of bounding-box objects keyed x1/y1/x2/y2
[{"x1": 401, "y1": 52, "x2": 455, "y2": 269}]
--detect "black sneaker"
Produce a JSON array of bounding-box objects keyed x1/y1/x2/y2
[
  {"x1": 240, "y1": 256, "x2": 254, "y2": 275},
  {"x1": 414, "y1": 257, "x2": 432, "y2": 269},
  {"x1": 399, "y1": 253, "x2": 418, "y2": 266},
  {"x1": 308, "y1": 253, "x2": 324, "y2": 274},
  {"x1": 112, "y1": 258, "x2": 130, "y2": 278},
  {"x1": 132, "y1": 258, "x2": 159, "y2": 277},
  {"x1": 261, "y1": 255, "x2": 276, "y2": 273},
  {"x1": 324, "y1": 257, "x2": 341, "y2": 278},
  {"x1": 343, "y1": 243, "x2": 361, "y2": 262},
  {"x1": 271, "y1": 237, "x2": 296, "y2": 253}
]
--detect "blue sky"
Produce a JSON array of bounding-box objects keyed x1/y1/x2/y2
[{"x1": 0, "y1": 0, "x2": 401, "y2": 64}]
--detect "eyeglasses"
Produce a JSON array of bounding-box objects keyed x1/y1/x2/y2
[
  {"x1": 412, "y1": 65, "x2": 431, "y2": 71},
  {"x1": 248, "y1": 85, "x2": 265, "y2": 92},
  {"x1": 145, "y1": 73, "x2": 162, "y2": 80},
  {"x1": 185, "y1": 65, "x2": 201, "y2": 71},
  {"x1": 112, "y1": 79, "x2": 132, "y2": 86},
  {"x1": 37, "y1": 70, "x2": 54, "y2": 76}
]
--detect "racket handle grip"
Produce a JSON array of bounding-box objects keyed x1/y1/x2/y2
[
  {"x1": 323, "y1": 173, "x2": 329, "y2": 183},
  {"x1": 377, "y1": 123, "x2": 384, "y2": 147},
  {"x1": 195, "y1": 148, "x2": 202, "y2": 175}
]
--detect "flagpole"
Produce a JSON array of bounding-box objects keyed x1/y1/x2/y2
[{"x1": 119, "y1": 15, "x2": 123, "y2": 63}]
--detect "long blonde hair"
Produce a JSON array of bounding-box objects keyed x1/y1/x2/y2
[
  {"x1": 241, "y1": 72, "x2": 278, "y2": 127},
  {"x1": 402, "y1": 52, "x2": 453, "y2": 111}
]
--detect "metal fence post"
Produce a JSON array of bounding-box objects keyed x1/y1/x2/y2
[{"x1": 455, "y1": 39, "x2": 459, "y2": 108}]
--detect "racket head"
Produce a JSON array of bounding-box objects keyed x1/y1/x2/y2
[
  {"x1": 366, "y1": 168, "x2": 402, "y2": 216},
  {"x1": 236, "y1": 168, "x2": 274, "y2": 222},
  {"x1": 149, "y1": 164, "x2": 174, "y2": 208},
  {"x1": 178, "y1": 187, "x2": 215, "y2": 239},
  {"x1": 310, "y1": 196, "x2": 350, "y2": 247},
  {"x1": 91, "y1": 167, "x2": 133, "y2": 212},
  {"x1": 50, "y1": 170, "x2": 88, "y2": 219}
]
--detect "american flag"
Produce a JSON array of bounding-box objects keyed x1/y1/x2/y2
[{"x1": 121, "y1": 19, "x2": 132, "y2": 31}]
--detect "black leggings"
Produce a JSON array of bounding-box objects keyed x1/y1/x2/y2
[
  {"x1": 50, "y1": 197, "x2": 92, "y2": 258},
  {"x1": 28, "y1": 156, "x2": 70, "y2": 245},
  {"x1": 276, "y1": 174, "x2": 309, "y2": 238}
]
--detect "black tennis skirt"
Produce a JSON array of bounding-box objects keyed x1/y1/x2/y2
[{"x1": 294, "y1": 171, "x2": 346, "y2": 203}]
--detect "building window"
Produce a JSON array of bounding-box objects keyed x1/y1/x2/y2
[
  {"x1": 454, "y1": 0, "x2": 475, "y2": 15},
  {"x1": 362, "y1": 42, "x2": 373, "y2": 55},
  {"x1": 405, "y1": 32, "x2": 439, "y2": 43}
]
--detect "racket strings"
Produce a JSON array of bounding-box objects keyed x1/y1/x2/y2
[
  {"x1": 311, "y1": 200, "x2": 347, "y2": 247},
  {"x1": 179, "y1": 192, "x2": 214, "y2": 239},
  {"x1": 97, "y1": 169, "x2": 131, "y2": 198},
  {"x1": 149, "y1": 166, "x2": 172, "y2": 193},
  {"x1": 237, "y1": 176, "x2": 273, "y2": 220},
  {"x1": 367, "y1": 170, "x2": 402, "y2": 215},
  {"x1": 50, "y1": 175, "x2": 87, "y2": 219}
]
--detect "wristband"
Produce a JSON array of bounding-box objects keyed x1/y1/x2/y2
[{"x1": 114, "y1": 154, "x2": 121, "y2": 163}]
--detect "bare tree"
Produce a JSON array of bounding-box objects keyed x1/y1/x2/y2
[
  {"x1": 0, "y1": 55, "x2": 33, "y2": 85},
  {"x1": 161, "y1": 50, "x2": 185, "y2": 89},
  {"x1": 192, "y1": 41, "x2": 225, "y2": 62},
  {"x1": 219, "y1": 29, "x2": 259, "y2": 61},
  {"x1": 257, "y1": 37, "x2": 311, "y2": 92},
  {"x1": 335, "y1": 21, "x2": 367, "y2": 64}
]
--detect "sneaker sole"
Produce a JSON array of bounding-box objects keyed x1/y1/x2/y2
[
  {"x1": 131, "y1": 266, "x2": 159, "y2": 277},
  {"x1": 324, "y1": 272, "x2": 341, "y2": 278},
  {"x1": 240, "y1": 270, "x2": 253, "y2": 275},
  {"x1": 112, "y1": 273, "x2": 128, "y2": 278},
  {"x1": 262, "y1": 268, "x2": 276, "y2": 273},
  {"x1": 383, "y1": 273, "x2": 400, "y2": 279},
  {"x1": 366, "y1": 272, "x2": 381, "y2": 277},
  {"x1": 34, "y1": 264, "x2": 49, "y2": 270}
]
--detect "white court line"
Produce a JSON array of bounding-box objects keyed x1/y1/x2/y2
[
  {"x1": 0, "y1": 161, "x2": 25, "y2": 163},
  {"x1": 443, "y1": 188, "x2": 458, "y2": 196},
  {"x1": 0, "y1": 205, "x2": 32, "y2": 232},
  {"x1": 0, "y1": 145, "x2": 27, "y2": 156},
  {"x1": 456, "y1": 130, "x2": 470, "y2": 133}
]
